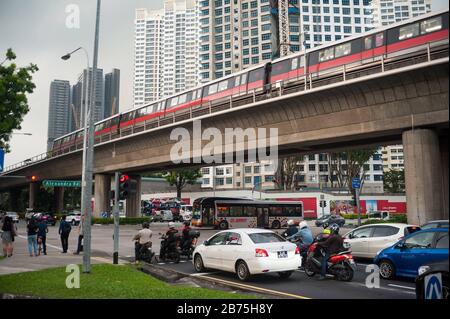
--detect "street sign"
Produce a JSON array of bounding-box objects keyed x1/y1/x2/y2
[
  {"x1": 0, "y1": 148, "x2": 4, "y2": 172},
  {"x1": 352, "y1": 178, "x2": 361, "y2": 189},
  {"x1": 43, "y1": 180, "x2": 81, "y2": 188},
  {"x1": 425, "y1": 273, "x2": 442, "y2": 299}
]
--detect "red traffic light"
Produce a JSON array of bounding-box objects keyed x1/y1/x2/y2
[
  {"x1": 119, "y1": 174, "x2": 129, "y2": 183},
  {"x1": 30, "y1": 175, "x2": 37, "y2": 182}
]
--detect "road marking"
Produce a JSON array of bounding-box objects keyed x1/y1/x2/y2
[
  {"x1": 18, "y1": 235, "x2": 73, "y2": 253},
  {"x1": 346, "y1": 281, "x2": 416, "y2": 295},
  {"x1": 388, "y1": 284, "x2": 416, "y2": 291},
  {"x1": 196, "y1": 274, "x2": 311, "y2": 299}
]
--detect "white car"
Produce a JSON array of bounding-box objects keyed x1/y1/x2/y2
[
  {"x1": 66, "y1": 212, "x2": 82, "y2": 225},
  {"x1": 343, "y1": 223, "x2": 421, "y2": 258},
  {"x1": 6, "y1": 212, "x2": 19, "y2": 223},
  {"x1": 192, "y1": 228, "x2": 301, "y2": 281}
]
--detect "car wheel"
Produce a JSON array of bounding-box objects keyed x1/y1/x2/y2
[
  {"x1": 236, "y1": 261, "x2": 250, "y2": 281},
  {"x1": 71, "y1": 220, "x2": 76, "y2": 226},
  {"x1": 218, "y1": 220, "x2": 228, "y2": 230},
  {"x1": 194, "y1": 254, "x2": 205, "y2": 272},
  {"x1": 271, "y1": 220, "x2": 281, "y2": 229},
  {"x1": 379, "y1": 260, "x2": 395, "y2": 280},
  {"x1": 278, "y1": 271, "x2": 293, "y2": 279}
]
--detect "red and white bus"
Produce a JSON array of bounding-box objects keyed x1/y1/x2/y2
[{"x1": 191, "y1": 197, "x2": 303, "y2": 230}]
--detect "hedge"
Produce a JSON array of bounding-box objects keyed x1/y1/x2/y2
[
  {"x1": 361, "y1": 214, "x2": 407, "y2": 225},
  {"x1": 342, "y1": 214, "x2": 368, "y2": 219},
  {"x1": 91, "y1": 217, "x2": 151, "y2": 225}
]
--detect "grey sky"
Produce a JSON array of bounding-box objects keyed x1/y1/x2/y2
[{"x1": 0, "y1": 0, "x2": 448, "y2": 167}]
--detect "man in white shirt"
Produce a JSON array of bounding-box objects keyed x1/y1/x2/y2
[{"x1": 133, "y1": 222, "x2": 152, "y2": 261}]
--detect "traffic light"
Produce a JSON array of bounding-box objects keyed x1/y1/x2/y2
[
  {"x1": 350, "y1": 189, "x2": 357, "y2": 206},
  {"x1": 118, "y1": 174, "x2": 137, "y2": 200},
  {"x1": 27, "y1": 175, "x2": 37, "y2": 182}
]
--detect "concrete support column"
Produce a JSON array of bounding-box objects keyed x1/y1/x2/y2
[
  {"x1": 53, "y1": 187, "x2": 65, "y2": 213},
  {"x1": 126, "y1": 175, "x2": 141, "y2": 218},
  {"x1": 440, "y1": 135, "x2": 449, "y2": 220},
  {"x1": 94, "y1": 174, "x2": 111, "y2": 218},
  {"x1": 29, "y1": 182, "x2": 39, "y2": 210},
  {"x1": 403, "y1": 129, "x2": 443, "y2": 225}
]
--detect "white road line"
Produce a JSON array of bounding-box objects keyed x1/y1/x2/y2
[{"x1": 388, "y1": 284, "x2": 416, "y2": 291}]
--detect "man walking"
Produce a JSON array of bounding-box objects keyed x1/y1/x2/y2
[
  {"x1": 74, "y1": 216, "x2": 84, "y2": 255},
  {"x1": 58, "y1": 215, "x2": 71, "y2": 253},
  {"x1": 37, "y1": 218, "x2": 48, "y2": 255}
]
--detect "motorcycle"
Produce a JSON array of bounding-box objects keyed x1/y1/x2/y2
[
  {"x1": 180, "y1": 229, "x2": 200, "y2": 260},
  {"x1": 158, "y1": 232, "x2": 181, "y2": 263},
  {"x1": 134, "y1": 241, "x2": 156, "y2": 264},
  {"x1": 302, "y1": 240, "x2": 356, "y2": 281}
]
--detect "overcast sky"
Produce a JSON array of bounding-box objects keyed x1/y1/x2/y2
[{"x1": 0, "y1": 0, "x2": 448, "y2": 167}]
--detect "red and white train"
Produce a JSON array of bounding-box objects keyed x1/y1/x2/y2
[{"x1": 52, "y1": 10, "x2": 449, "y2": 155}]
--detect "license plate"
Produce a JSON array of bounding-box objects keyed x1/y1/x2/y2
[{"x1": 277, "y1": 251, "x2": 288, "y2": 258}]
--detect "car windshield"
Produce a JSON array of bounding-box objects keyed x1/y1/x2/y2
[
  {"x1": 248, "y1": 232, "x2": 286, "y2": 244},
  {"x1": 404, "y1": 226, "x2": 421, "y2": 236}
]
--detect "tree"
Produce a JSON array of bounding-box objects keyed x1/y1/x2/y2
[
  {"x1": 163, "y1": 169, "x2": 202, "y2": 199},
  {"x1": 328, "y1": 149, "x2": 379, "y2": 194},
  {"x1": 383, "y1": 169, "x2": 405, "y2": 193},
  {"x1": 0, "y1": 48, "x2": 38, "y2": 152},
  {"x1": 274, "y1": 156, "x2": 303, "y2": 191}
]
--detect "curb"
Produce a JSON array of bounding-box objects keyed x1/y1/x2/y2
[{"x1": 139, "y1": 262, "x2": 285, "y2": 299}]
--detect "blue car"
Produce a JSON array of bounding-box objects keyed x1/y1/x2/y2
[{"x1": 374, "y1": 228, "x2": 449, "y2": 280}]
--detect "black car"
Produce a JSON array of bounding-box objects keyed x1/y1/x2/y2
[
  {"x1": 315, "y1": 214, "x2": 345, "y2": 227},
  {"x1": 416, "y1": 259, "x2": 449, "y2": 299},
  {"x1": 35, "y1": 213, "x2": 57, "y2": 226}
]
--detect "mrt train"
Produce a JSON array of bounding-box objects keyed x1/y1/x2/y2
[{"x1": 51, "y1": 10, "x2": 449, "y2": 156}]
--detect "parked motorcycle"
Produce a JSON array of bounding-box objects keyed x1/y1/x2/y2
[
  {"x1": 303, "y1": 241, "x2": 356, "y2": 281},
  {"x1": 158, "y1": 232, "x2": 181, "y2": 263}
]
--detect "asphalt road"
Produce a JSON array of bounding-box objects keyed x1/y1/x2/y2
[{"x1": 13, "y1": 220, "x2": 416, "y2": 299}]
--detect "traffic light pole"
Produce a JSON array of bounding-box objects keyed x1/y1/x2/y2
[
  {"x1": 113, "y1": 172, "x2": 120, "y2": 264},
  {"x1": 356, "y1": 188, "x2": 361, "y2": 227}
]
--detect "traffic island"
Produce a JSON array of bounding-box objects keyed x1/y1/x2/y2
[
  {"x1": 0, "y1": 264, "x2": 251, "y2": 299},
  {"x1": 139, "y1": 263, "x2": 278, "y2": 299}
]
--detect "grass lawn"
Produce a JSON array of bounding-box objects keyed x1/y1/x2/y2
[
  {"x1": 0, "y1": 256, "x2": 4, "y2": 261},
  {"x1": 0, "y1": 264, "x2": 252, "y2": 299}
]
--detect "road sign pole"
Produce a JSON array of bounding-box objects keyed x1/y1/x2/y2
[
  {"x1": 113, "y1": 172, "x2": 120, "y2": 264},
  {"x1": 356, "y1": 187, "x2": 361, "y2": 227}
]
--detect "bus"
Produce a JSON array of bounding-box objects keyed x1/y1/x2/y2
[{"x1": 191, "y1": 197, "x2": 303, "y2": 230}]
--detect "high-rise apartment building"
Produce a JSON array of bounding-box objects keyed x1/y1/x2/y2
[
  {"x1": 372, "y1": 0, "x2": 432, "y2": 27},
  {"x1": 47, "y1": 80, "x2": 70, "y2": 151},
  {"x1": 198, "y1": 0, "x2": 374, "y2": 83},
  {"x1": 134, "y1": 0, "x2": 199, "y2": 107},
  {"x1": 69, "y1": 81, "x2": 83, "y2": 132},
  {"x1": 381, "y1": 145, "x2": 405, "y2": 171},
  {"x1": 104, "y1": 69, "x2": 120, "y2": 119},
  {"x1": 76, "y1": 68, "x2": 104, "y2": 125}
]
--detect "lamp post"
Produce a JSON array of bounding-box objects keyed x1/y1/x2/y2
[{"x1": 60, "y1": 0, "x2": 101, "y2": 273}]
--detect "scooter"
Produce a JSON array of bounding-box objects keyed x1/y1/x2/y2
[
  {"x1": 303, "y1": 241, "x2": 356, "y2": 281},
  {"x1": 180, "y1": 230, "x2": 200, "y2": 260},
  {"x1": 158, "y1": 233, "x2": 181, "y2": 263},
  {"x1": 134, "y1": 241, "x2": 156, "y2": 264}
]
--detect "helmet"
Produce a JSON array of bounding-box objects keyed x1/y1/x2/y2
[
  {"x1": 287, "y1": 219, "x2": 295, "y2": 226},
  {"x1": 323, "y1": 228, "x2": 332, "y2": 235},
  {"x1": 142, "y1": 222, "x2": 150, "y2": 229},
  {"x1": 299, "y1": 221, "x2": 308, "y2": 229},
  {"x1": 168, "y1": 222, "x2": 175, "y2": 229},
  {"x1": 329, "y1": 223, "x2": 340, "y2": 234}
]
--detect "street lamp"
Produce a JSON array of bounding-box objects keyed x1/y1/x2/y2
[{"x1": 60, "y1": 0, "x2": 101, "y2": 273}]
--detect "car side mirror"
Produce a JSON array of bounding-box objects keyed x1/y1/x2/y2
[
  {"x1": 348, "y1": 233, "x2": 354, "y2": 239},
  {"x1": 203, "y1": 240, "x2": 209, "y2": 246},
  {"x1": 396, "y1": 241, "x2": 405, "y2": 249}
]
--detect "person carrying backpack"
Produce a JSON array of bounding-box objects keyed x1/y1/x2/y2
[
  {"x1": 58, "y1": 215, "x2": 72, "y2": 253},
  {"x1": 27, "y1": 217, "x2": 39, "y2": 257}
]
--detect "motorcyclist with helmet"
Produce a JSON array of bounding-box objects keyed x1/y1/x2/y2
[
  {"x1": 181, "y1": 221, "x2": 192, "y2": 251},
  {"x1": 287, "y1": 220, "x2": 313, "y2": 246},
  {"x1": 316, "y1": 223, "x2": 344, "y2": 280},
  {"x1": 160, "y1": 222, "x2": 179, "y2": 257},
  {"x1": 132, "y1": 222, "x2": 152, "y2": 261},
  {"x1": 282, "y1": 219, "x2": 299, "y2": 238}
]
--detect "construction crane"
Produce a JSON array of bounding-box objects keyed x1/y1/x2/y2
[{"x1": 270, "y1": 0, "x2": 300, "y2": 58}]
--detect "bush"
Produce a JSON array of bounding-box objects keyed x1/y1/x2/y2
[
  {"x1": 342, "y1": 214, "x2": 368, "y2": 219},
  {"x1": 91, "y1": 217, "x2": 151, "y2": 225},
  {"x1": 361, "y1": 214, "x2": 407, "y2": 225}
]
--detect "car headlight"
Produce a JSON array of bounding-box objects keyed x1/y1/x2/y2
[{"x1": 418, "y1": 265, "x2": 431, "y2": 276}]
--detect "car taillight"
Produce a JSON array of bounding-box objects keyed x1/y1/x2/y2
[
  {"x1": 255, "y1": 248, "x2": 269, "y2": 257},
  {"x1": 295, "y1": 246, "x2": 300, "y2": 254}
]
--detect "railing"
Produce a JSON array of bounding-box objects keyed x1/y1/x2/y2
[{"x1": 2, "y1": 42, "x2": 448, "y2": 174}]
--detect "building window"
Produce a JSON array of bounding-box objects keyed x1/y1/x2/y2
[
  {"x1": 202, "y1": 167, "x2": 210, "y2": 175},
  {"x1": 374, "y1": 175, "x2": 383, "y2": 181},
  {"x1": 309, "y1": 164, "x2": 316, "y2": 171},
  {"x1": 216, "y1": 178, "x2": 224, "y2": 186},
  {"x1": 244, "y1": 166, "x2": 252, "y2": 174},
  {"x1": 244, "y1": 176, "x2": 252, "y2": 183},
  {"x1": 216, "y1": 168, "x2": 224, "y2": 175},
  {"x1": 226, "y1": 177, "x2": 233, "y2": 184},
  {"x1": 202, "y1": 178, "x2": 210, "y2": 185},
  {"x1": 265, "y1": 175, "x2": 274, "y2": 182}
]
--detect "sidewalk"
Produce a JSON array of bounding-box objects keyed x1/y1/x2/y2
[{"x1": 0, "y1": 232, "x2": 123, "y2": 275}]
